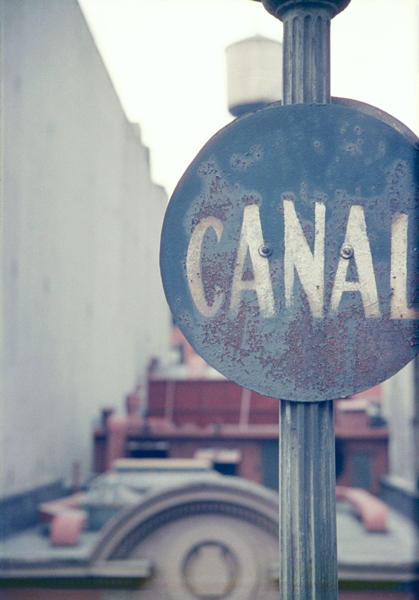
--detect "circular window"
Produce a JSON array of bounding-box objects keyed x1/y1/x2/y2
[{"x1": 182, "y1": 540, "x2": 239, "y2": 599}]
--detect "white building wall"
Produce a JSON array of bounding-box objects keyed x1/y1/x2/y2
[
  {"x1": 0, "y1": 0, "x2": 170, "y2": 497},
  {"x1": 382, "y1": 361, "x2": 417, "y2": 492},
  {"x1": 380, "y1": 0, "x2": 419, "y2": 498}
]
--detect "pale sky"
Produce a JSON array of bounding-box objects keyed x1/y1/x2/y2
[{"x1": 79, "y1": 0, "x2": 419, "y2": 197}]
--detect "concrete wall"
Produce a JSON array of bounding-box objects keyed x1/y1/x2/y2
[
  {"x1": 382, "y1": 361, "x2": 417, "y2": 492},
  {"x1": 0, "y1": 0, "x2": 170, "y2": 498}
]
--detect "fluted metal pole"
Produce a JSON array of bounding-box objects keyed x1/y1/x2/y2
[
  {"x1": 282, "y1": 6, "x2": 331, "y2": 104},
  {"x1": 279, "y1": 401, "x2": 337, "y2": 599},
  {"x1": 259, "y1": 1, "x2": 351, "y2": 598},
  {"x1": 261, "y1": 0, "x2": 350, "y2": 104}
]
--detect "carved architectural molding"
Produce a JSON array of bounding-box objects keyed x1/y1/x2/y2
[{"x1": 90, "y1": 480, "x2": 279, "y2": 563}]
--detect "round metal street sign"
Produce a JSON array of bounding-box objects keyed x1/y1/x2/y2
[{"x1": 160, "y1": 103, "x2": 419, "y2": 402}]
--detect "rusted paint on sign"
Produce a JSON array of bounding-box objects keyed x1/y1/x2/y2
[{"x1": 160, "y1": 103, "x2": 419, "y2": 402}]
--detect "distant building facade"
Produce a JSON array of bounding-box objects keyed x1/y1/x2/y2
[
  {"x1": 1, "y1": 459, "x2": 417, "y2": 599},
  {"x1": 0, "y1": 0, "x2": 170, "y2": 527},
  {"x1": 93, "y1": 332, "x2": 390, "y2": 497}
]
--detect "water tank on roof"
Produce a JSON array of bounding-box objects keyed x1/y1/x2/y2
[{"x1": 226, "y1": 35, "x2": 282, "y2": 117}]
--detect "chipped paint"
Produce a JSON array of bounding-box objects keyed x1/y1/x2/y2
[{"x1": 160, "y1": 103, "x2": 419, "y2": 402}]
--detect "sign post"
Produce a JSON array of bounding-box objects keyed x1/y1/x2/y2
[
  {"x1": 160, "y1": 0, "x2": 419, "y2": 598},
  {"x1": 266, "y1": 2, "x2": 345, "y2": 598}
]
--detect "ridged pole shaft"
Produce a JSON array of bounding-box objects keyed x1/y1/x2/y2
[
  {"x1": 259, "y1": 1, "x2": 351, "y2": 598},
  {"x1": 279, "y1": 401, "x2": 337, "y2": 600},
  {"x1": 281, "y1": 5, "x2": 337, "y2": 598},
  {"x1": 282, "y1": 7, "x2": 331, "y2": 105}
]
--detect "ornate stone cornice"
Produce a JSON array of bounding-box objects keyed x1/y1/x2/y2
[{"x1": 90, "y1": 480, "x2": 279, "y2": 562}]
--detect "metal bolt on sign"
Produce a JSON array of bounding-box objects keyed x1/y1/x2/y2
[{"x1": 160, "y1": 0, "x2": 419, "y2": 598}]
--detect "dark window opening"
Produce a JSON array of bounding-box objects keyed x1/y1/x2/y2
[
  {"x1": 352, "y1": 453, "x2": 371, "y2": 490},
  {"x1": 213, "y1": 462, "x2": 237, "y2": 476},
  {"x1": 335, "y1": 438, "x2": 345, "y2": 480},
  {"x1": 126, "y1": 440, "x2": 169, "y2": 459}
]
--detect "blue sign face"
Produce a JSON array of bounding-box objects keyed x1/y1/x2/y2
[{"x1": 160, "y1": 103, "x2": 419, "y2": 402}]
